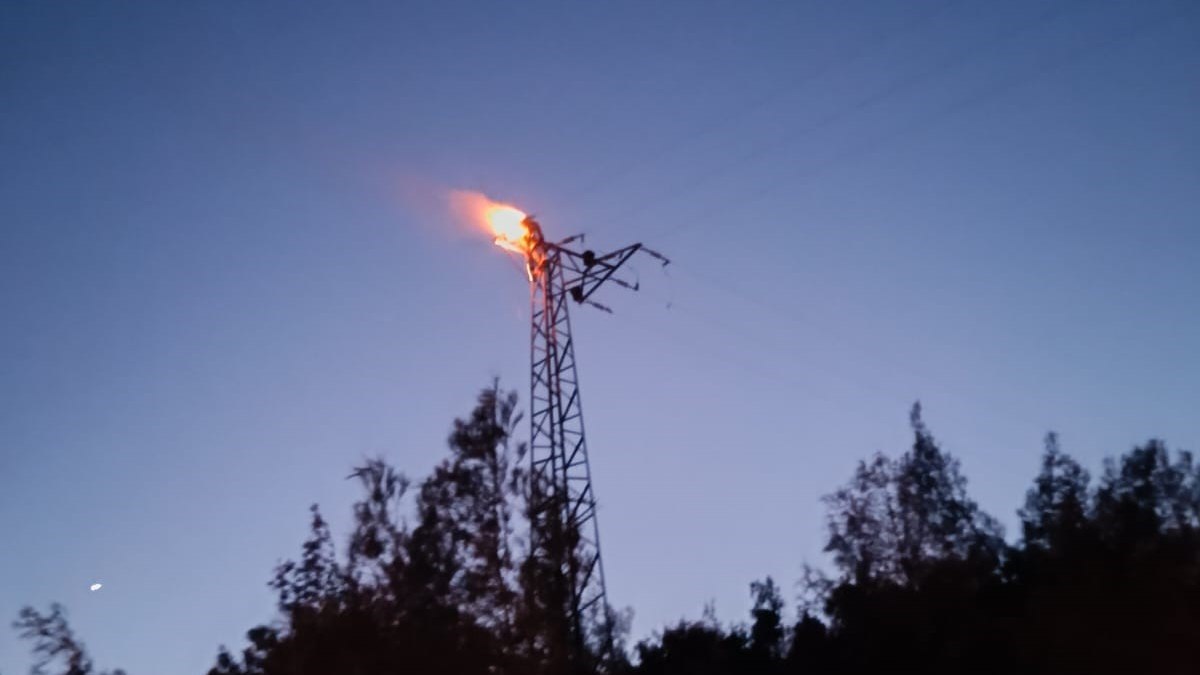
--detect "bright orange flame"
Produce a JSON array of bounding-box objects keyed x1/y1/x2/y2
[
  {"x1": 450, "y1": 191, "x2": 530, "y2": 252},
  {"x1": 486, "y1": 204, "x2": 530, "y2": 254},
  {"x1": 448, "y1": 190, "x2": 539, "y2": 281}
]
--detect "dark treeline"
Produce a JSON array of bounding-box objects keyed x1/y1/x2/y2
[{"x1": 15, "y1": 383, "x2": 1200, "y2": 674}]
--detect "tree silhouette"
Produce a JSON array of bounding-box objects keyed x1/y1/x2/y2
[
  {"x1": 822, "y1": 403, "x2": 1003, "y2": 588},
  {"x1": 632, "y1": 618, "x2": 750, "y2": 675},
  {"x1": 12, "y1": 605, "x2": 125, "y2": 675},
  {"x1": 1018, "y1": 432, "x2": 1091, "y2": 551},
  {"x1": 204, "y1": 381, "x2": 529, "y2": 675},
  {"x1": 13, "y1": 394, "x2": 1200, "y2": 675},
  {"x1": 1008, "y1": 439, "x2": 1200, "y2": 675},
  {"x1": 747, "y1": 577, "x2": 785, "y2": 664}
]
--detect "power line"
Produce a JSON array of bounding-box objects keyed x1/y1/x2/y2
[
  {"x1": 596, "y1": 0, "x2": 1094, "y2": 238},
  {"x1": 562, "y1": 0, "x2": 965, "y2": 206},
  {"x1": 610, "y1": 262, "x2": 948, "y2": 410},
  {"x1": 581, "y1": 4, "x2": 1189, "y2": 410},
  {"x1": 646, "y1": 0, "x2": 1192, "y2": 242},
  {"x1": 593, "y1": 3, "x2": 1197, "y2": 437}
]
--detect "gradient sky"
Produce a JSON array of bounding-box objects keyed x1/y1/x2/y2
[{"x1": 2, "y1": 1, "x2": 1198, "y2": 672}]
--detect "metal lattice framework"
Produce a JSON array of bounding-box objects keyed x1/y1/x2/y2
[{"x1": 522, "y1": 216, "x2": 651, "y2": 668}]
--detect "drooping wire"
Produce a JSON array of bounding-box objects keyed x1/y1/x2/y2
[
  {"x1": 600, "y1": 2, "x2": 1197, "y2": 420},
  {"x1": 562, "y1": 0, "x2": 966, "y2": 208},
  {"x1": 645, "y1": 0, "x2": 1193, "y2": 242},
  {"x1": 596, "y1": 0, "x2": 1096, "y2": 239}
]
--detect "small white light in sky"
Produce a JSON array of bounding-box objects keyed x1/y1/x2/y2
[{"x1": 89, "y1": 583, "x2": 102, "y2": 592}]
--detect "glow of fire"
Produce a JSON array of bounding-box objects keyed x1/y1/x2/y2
[
  {"x1": 485, "y1": 204, "x2": 530, "y2": 254},
  {"x1": 450, "y1": 191, "x2": 539, "y2": 281}
]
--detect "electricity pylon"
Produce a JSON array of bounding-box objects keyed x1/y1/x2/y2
[{"x1": 520, "y1": 215, "x2": 665, "y2": 670}]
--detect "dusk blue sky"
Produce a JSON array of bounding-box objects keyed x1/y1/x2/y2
[{"x1": 2, "y1": 1, "x2": 1198, "y2": 672}]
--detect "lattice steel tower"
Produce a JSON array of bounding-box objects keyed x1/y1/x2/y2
[{"x1": 516, "y1": 215, "x2": 665, "y2": 670}]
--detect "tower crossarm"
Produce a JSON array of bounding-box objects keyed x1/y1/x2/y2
[{"x1": 551, "y1": 243, "x2": 642, "y2": 305}]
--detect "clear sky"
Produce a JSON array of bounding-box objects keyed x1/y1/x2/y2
[{"x1": 2, "y1": 1, "x2": 1198, "y2": 672}]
